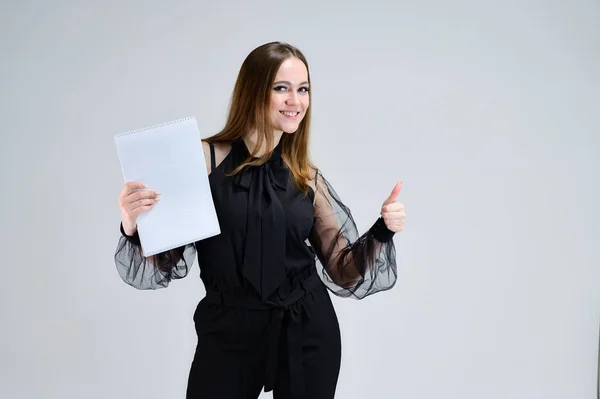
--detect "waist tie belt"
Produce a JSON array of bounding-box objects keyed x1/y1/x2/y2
[{"x1": 205, "y1": 270, "x2": 322, "y2": 397}]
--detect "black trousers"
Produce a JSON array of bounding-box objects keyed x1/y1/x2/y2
[{"x1": 186, "y1": 276, "x2": 341, "y2": 399}]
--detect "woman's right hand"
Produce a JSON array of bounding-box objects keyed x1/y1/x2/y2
[{"x1": 118, "y1": 181, "x2": 161, "y2": 235}]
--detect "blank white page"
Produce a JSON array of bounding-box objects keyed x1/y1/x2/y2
[{"x1": 114, "y1": 116, "x2": 220, "y2": 256}]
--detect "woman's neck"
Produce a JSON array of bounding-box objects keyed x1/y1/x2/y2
[{"x1": 243, "y1": 130, "x2": 283, "y2": 157}]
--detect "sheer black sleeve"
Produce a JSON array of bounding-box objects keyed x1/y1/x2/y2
[
  {"x1": 308, "y1": 171, "x2": 398, "y2": 299},
  {"x1": 114, "y1": 223, "x2": 197, "y2": 290}
]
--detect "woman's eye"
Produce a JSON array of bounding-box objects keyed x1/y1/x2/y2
[{"x1": 273, "y1": 86, "x2": 309, "y2": 93}]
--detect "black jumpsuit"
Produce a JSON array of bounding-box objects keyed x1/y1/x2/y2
[{"x1": 115, "y1": 138, "x2": 398, "y2": 399}]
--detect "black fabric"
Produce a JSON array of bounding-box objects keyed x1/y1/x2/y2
[
  {"x1": 119, "y1": 222, "x2": 140, "y2": 245},
  {"x1": 370, "y1": 216, "x2": 395, "y2": 243},
  {"x1": 186, "y1": 270, "x2": 341, "y2": 399},
  {"x1": 231, "y1": 139, "x2": 289, "y2": 300},
  {"x1": 308, "y1": 170, "x2": 398, "y2": 298},
  {"x1": 204, "y1": 269, "x2": 322, "y2": 395},
  {"x1": 209, "y1": 142, "x2": 216, "y2": 171},
  {"x1": 114, "y1": 137, "x2": 399, "y2": 398}
]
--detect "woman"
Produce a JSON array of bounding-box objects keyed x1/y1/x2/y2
[{"x1": 115, "y1": 41, "x2": 406, "y2": 399}]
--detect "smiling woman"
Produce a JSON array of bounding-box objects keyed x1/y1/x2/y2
[
  {"x1": 270, "y1": 60, "x2": 310, "y2": 130},
  {"x1": 114, "y1": 41, "x2": 406, "y2": 399}
]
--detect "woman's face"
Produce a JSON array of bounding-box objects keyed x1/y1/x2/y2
[{"x1": 269, "y1": 57, "x2": 310, "y2": 134}]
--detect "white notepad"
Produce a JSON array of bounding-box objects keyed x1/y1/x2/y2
[{"x1": 114, "y1": 116, "x2": 221, "y2": 256}]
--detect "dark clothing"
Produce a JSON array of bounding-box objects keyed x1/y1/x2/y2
[
  {"x1": 186, "y1": 268, "x2": 341, "y2": 399},
  {"x1": 115, "y1": 137, "x2": 398, "y2": 398}
]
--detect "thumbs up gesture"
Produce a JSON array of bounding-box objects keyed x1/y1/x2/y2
[{"x1": 381, "y1": 181, "x2": 406, "y2": 232}]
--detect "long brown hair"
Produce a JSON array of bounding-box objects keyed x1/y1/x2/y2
[{"x1": 204, "y1": 41, "x2": 315, "y2": 195}]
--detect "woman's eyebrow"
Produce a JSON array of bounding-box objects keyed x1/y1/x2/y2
[{"x1": 273, "y1": 80, "x2": 310, "y2": 86}]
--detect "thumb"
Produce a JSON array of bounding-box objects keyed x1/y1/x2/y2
[{"x1": 383, "y1": 181, "x2": 403, "y2": 205}]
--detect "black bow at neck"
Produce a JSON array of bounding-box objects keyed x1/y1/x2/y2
[{"x1": 232, "y1": 138, "x2": 289, "y2": 301}]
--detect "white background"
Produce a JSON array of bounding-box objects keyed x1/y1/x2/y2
[{"x1": 1, "y1": 1, "x2": 599, "y2": 398}]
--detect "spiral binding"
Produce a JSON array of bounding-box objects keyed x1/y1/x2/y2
[{"x1": 115, "y1": 116, "x2": 196, "y2": 138}]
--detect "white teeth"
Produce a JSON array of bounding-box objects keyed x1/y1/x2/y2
[{"x1": 281, "y1": 111, "x2": 298, "y2": 117}]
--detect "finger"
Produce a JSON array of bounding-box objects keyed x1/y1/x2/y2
[
  {"x1": 382, "y1": 203, "x2": 404, "y2": 213},
  {"x1": 381, "y1": 212, "x2": 402, "y2": 221},
  {"x1": 120, "y1": 196, "x2": 159, "y2": 216},
  {"x1": 126, "y1": 198, "x2": 159, "y2": 216},
  {"x1": 124, "y1": 189, "x2": 160, "y2": 204},
  {"x1": 131, "y1": 197, "x2": 160, "y2": 210},
  {"x1": 120, "y1": 181, "x2": 148, "y2": 197},
  {"x1": 383, "y1": 181, "x2": 403, "y2": 206},
  {"x1": 381, "y1": 209, "x2": 406, "y2": 218},
  {"x1": 123, "y1": 181, "x2": 146, "y2": 193}
]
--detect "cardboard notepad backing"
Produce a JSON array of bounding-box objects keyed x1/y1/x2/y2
[{"x1": 114, "y1": 116, "x2": 221, "y2": 256}]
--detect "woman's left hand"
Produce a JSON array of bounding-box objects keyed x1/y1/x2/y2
[{"x1": 381, "y1": 181, "x2": 406, "y2": 232}]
